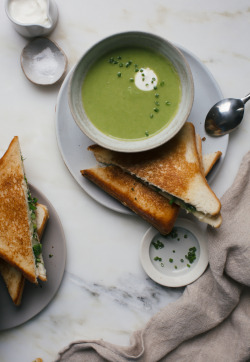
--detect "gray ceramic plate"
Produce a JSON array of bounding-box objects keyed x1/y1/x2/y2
[
  {"x1": 55, "y1": 45, "x2": 229, "y2": 215},
  {"x1": 0, "y1": 184, "x2": 66, "y2": 331}
]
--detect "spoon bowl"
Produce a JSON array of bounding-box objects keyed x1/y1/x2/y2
[
  {"x1": 21, "y1": 37, "x2": 67, "y2": 85},
  {"x1": 205, "y1": 93, "x2": 250, "y2": 137}
]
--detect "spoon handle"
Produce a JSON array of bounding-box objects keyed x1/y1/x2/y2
[{"x1": 241, "y1": 93, "x2": 250, "y2": 104}]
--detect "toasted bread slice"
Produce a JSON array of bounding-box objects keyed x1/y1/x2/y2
[
  {"x1": 203, "y1": 151, "x2": 222, "y2": 177},
  {"x1": 0, "y1": 203, "x2": 49, "y2": 305},
  {"x1": 82, "y1": 166, "x2": 179, "y2": 235},
  {"x1": 0, "y1": 136, "x2": 47, "y2": 284},
  {"x1": 36, "y1": 203, "x2": 49, "y2": 240},
  {"x1": 195, "y1": 134, "x2": 204, "y2": 174},
  {"x1": 0, "y1": 137, "x2": 37, "y2": 283},
  {"x1": 88, "y1": 122, "x2": 221, "y2": 223}
]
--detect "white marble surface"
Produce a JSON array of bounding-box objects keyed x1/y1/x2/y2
[{"x1": 0, "y1": 1, "x2": 250, "y2": 361}]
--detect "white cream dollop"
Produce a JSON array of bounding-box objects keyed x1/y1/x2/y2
[
  {"x1": 134, "y1": 67, "x2": 158, "y2": 91},
  {"x1": 9, "y1": 0, "x2": 50, "y2": 26}
]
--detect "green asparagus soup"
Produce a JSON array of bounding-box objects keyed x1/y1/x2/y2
[{"x1": 81, "y1": 47, "x2": 181, "y2": 140}]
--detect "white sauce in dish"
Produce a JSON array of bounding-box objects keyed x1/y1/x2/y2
[
  {"x1": 9, "y1": 0, "x2": 50, "y2": 26},
  {"x1": 134, "y1": 67, "x2": 158, "y2": 91}
]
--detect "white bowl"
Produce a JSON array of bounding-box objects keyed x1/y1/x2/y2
[
  {"x1": 68, "y1": 32, "x2": 194, "y2": 153},
  {"x1": 140, "y1": 218, "x2": 208, "y2": 287}
]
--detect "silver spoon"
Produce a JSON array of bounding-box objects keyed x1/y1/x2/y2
[
  {"x1": 21, "y1": 37, "x2": 67, "y2": 86},
  {"x1": 205, "y1": 93, "x2": 250, "y2": 136}
]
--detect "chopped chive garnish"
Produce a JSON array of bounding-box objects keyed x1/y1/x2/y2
[
  {"x1": 152, "y1": 240, "x2": 164, "y2": 249},
  {"x1": 154, "y1": 108, "x2": 159, "y2": 112},
  {"x1": 155, "y1": 93, "x2": 159, "y2": 98},
  {"x1": 169, "y1": 258, "x2": 173, "y2": 263},
  {"x1": 185, "y1": 247, "x2": 197, "y2": 264},
  {"x1": 117, "y1": 72, "x2": 121, "y2": 77},
  {"x1": 154, "y1": 256, "x2": 162, "y2": 261}
]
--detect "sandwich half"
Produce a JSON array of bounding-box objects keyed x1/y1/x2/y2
[
  {"x1": 81, "y1": 144, "x2": 221, "y2": 233},
  {"x1": 87, "y1": 122, "x2": 222, "y2": 227},
  {"x1": 0, "y1": 136, "x2": 46, "y2": 284},
  {"x1": 82, "y1": 165, "x2": 180, "y2": 234},
  {"x1": 0, "y1": 203, "x2": 49, "y2": 305}
]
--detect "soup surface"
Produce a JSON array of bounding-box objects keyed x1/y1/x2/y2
[{"x1": 82, "y1": 47, "x2": 181, "y2": 140}]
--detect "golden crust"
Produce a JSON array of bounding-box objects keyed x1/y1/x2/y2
[
  {"x1": 0, "y1": 259, "x2": 25, "y2": 305},
  {"x1": 35, "y1": 203, "x2": 49, "y2": 240},
  {"x1": 203, "y1": 151, "x2": 222, "y2": 177},
  {"x1": 82, "y1": 166, "x2": 179, "y2": 235},
  {"x1": 0, "y1": 137, "x2": 36, "y2": 284},
  {"x1": 0, "y1": 202, "x2": 49, "y2": 305}
]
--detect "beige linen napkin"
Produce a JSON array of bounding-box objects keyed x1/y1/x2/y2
[{"x1": 56, "y1": 152, "x2": 250, "y2": 362}]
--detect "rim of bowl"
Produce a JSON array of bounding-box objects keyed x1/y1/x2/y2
[{"x1": 68, "y1": 31, "x2": 194, "y2": 153}]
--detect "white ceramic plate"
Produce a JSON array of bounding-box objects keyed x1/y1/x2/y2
[
  {"x1": 55, "y1": 45, "x2": 228, "y2": 215},
  {"x1": 0, "y1": 184, "x2": 67, "y2": 331},
  {"x1": 140, "y1": 218, "x2": 208, "y2": 287}
]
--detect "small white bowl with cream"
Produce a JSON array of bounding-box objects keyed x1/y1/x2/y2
[{"x1": 5, "y1": 0, "x2": 58, "y2": 38}]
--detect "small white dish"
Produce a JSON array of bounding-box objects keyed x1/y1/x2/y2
[
  {"x1": 68, "y1": 31, "x2": 194, "y2": 153},
  {"x1": 21, "y1": 37, "x2": 67, "y2": 85},
  {"x1": 5, "y1": 0, "x2": 58, "y2": 38},
  {"x1": 140, "y1": 218, "x2": 208, "y2": 287}
]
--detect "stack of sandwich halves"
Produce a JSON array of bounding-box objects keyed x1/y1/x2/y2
[
  {"x1": 82, "y1": 122, "x2": 222, "y2": 233},
  {"x1": 0, "y1": 137, "x2": 48, "y2": 305}
]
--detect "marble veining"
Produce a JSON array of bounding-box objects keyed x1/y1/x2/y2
[{"x1": 67, "y1": 271, "x2": 183, "y2": 312}]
